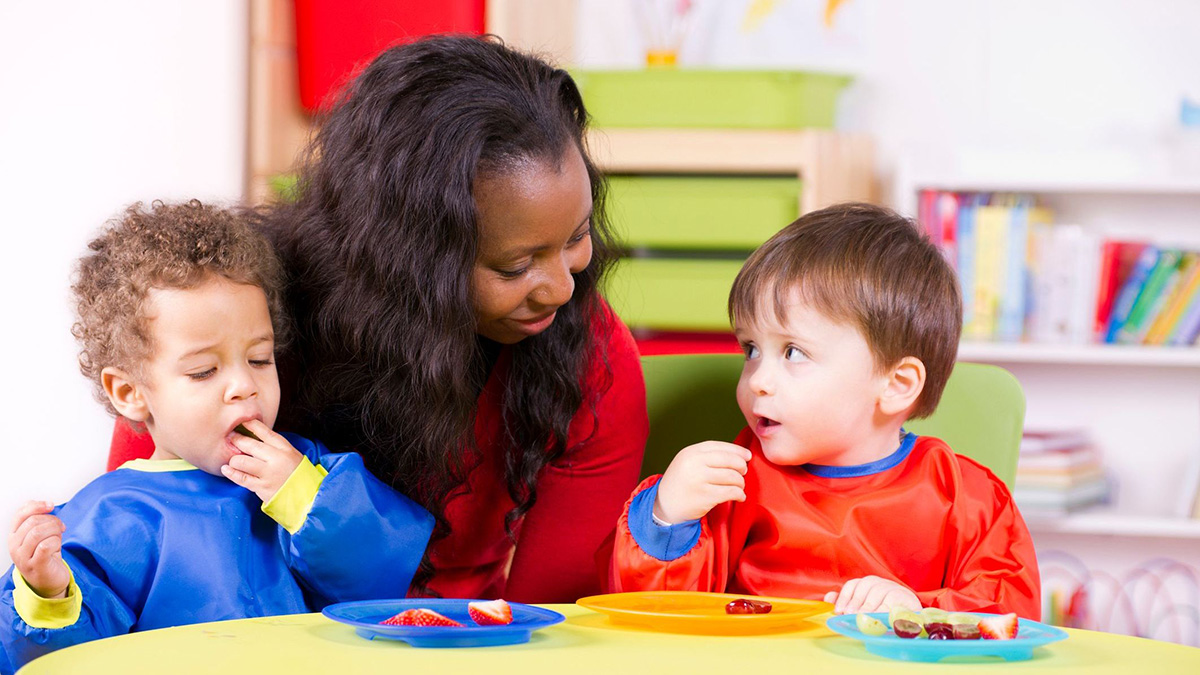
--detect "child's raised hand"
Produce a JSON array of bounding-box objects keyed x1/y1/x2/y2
[
  {"x1": 824, "y1": 575, "x2": 921, "y2": 615},
  {"x1": 221, "y1": 419, "x2": 304, "y2": 503},
  {"x1": 653, "y1": 441, "x2": 752, "y2": 524},
  {"x1": 8, "y1": 500, "x2": 69, "y2": 599}
]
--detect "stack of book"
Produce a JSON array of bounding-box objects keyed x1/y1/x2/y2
[
  {"x1": 1013, "y1": 430, "x2": 1110, "y2": 516},
  {"x1": 916, "y1": 190, "x2": 1200, "y2": 346}
]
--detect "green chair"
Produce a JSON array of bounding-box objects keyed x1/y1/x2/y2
[{"x1": 639, "y1": 353, "x2": 1025, "y2": 487}]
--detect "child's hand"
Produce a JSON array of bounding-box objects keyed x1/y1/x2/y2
[
  {"x1": 8, "y1": 501, "x2": 69, "y2": 599},
  {"x1": 221, "y1": 419, "x2": 304, "y2": 503},
  {"x1": 824, "y1": 575, "x2": 921, "y2": 615},
  {"x1": 653, "y1": 441, "x2": 752, "y2": 524}
]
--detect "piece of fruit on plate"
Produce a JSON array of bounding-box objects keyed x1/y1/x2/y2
[
  {"x1": 380, "y1": 608, "x2": 464, "y2": 627},
  {"x1": 977, "y1": 612, "x2": 1019, "y2": 640},
  {"x1": 468, "y1": 599, "x2": 514, "y2": 626},
  {"x1": 725, "y1": 598, "x2": 773, "y2": 615},
  {"x1": 855, "y1": 613, "x2": 888, "y2": 636}
]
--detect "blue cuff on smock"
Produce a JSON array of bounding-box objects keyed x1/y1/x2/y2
[{"x1": 628, "y1": 481, "x2": 702, "y2": 562}]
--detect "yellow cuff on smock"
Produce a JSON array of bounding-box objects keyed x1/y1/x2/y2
[
  {"x1": 262, "y1": 456, "x2": 328, "y2": 534},
  {"x1": 13, "y1": 562, "x2": 81, "y2": 629}
]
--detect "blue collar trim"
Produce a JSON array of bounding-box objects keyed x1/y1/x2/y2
[{"x1": 803, "y1": 431, "x2": 917, "y2": 478}]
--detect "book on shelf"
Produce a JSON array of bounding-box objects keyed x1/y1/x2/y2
[
  {"x1": 1014, "y1": 431, "x2": 1110, "y2": 515},
  {"x1": 913, "y1": 190, "x2": 1200, "y2": 347},
  {"x1": 1020, "y1": 429, "x2": 1093, "y2": 454},
  {"x1": 1113, "y1": 249, "x2": 1183, "y2": 344},
  {"x1": 1143, "y1": 252, "x2": 1200, "y2": 345}
]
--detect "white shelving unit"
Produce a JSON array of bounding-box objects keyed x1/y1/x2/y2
[{"x1": 894, "y1": 166, "x2": 1200, "y2": 539}]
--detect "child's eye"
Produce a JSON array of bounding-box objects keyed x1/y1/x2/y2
[
  {"x1": 742, "y1": 343, "x2": 760, "y2": 360},
  {"x1": 249, "y1": 359, "x2": 274, "y2": 368},
  {"x1": 188, "y1": 368, "x2": 215, "y2": 381},
  {"x1": 784, "y1": 345, "x2": 808, "y2": 363}
]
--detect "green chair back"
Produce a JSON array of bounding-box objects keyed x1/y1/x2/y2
[{"x1": 640, "y1": 354, "x2": 1025, "y2": 488}]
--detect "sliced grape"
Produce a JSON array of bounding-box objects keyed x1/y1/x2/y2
[
  {"x1": 919, "y1": 607, "x2": 950, "y2": 624},
  {"x1": 855, "y1": 613, "x2": 888, "y2": 636},
  {"x1": 926, "y1": 622, "x2": 954, "y2": 640},
  {"x1": 952, "y1": 623, "x2": 981, "y2": 640},
  {"x1": 892, "y1": 618, "x2": 924, "y2": 639}
]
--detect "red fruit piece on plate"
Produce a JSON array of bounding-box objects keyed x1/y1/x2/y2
[
  {"x1": 379, "y1": 608, "x2": 464, "y2": 627},
  {"x1": 468, "y1": 599, "x2": 514, "y2": 626},
  {"x1": 725, "y1": 598, "x2": 772, "y2": 614},
  {"x1": 977, "y1": 613, "x2": 1019, "y2": 640}
]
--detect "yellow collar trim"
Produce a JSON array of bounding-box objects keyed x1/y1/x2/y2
[{"x1": 117, "y1": 458, "x2": 200, "y2": 473}]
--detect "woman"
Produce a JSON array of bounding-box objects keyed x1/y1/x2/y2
[
  {"x1": 113, "y1": 35, "x2": 646, "y2": 602},
  {"x1": 263, "y1": 36, "x2": 646, "y2": 602}
]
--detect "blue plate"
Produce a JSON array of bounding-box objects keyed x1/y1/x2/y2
[
  {"x1": 826, "y1": 612, "x2": 1069, "y2": 662},
  {"x1": 322, "y1": 598, "x2": 565, "y2": 648}
]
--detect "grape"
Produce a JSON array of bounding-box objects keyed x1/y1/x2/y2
[
  {"x1": 893, "y1": 619, "x2": 924, "y2": 639},
  {"x1": 855, "y1": 613, "x2": 888, "y2": 636},
  {"x1": 926, "y1": 622, "x2": 954, "y2": 640}
]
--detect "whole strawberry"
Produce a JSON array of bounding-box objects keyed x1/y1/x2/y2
[
  {"x1": 380, "y1": 608, "x2": 464, "y2": 627},
  {"x1": 468, "y1": 599, "x2": 514, "y2": 626}
]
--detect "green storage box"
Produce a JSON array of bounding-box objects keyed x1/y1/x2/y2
[
  {"x1": 573, "y1": 69, "x2": 851, "y2": 129},
  {"x1": 605, "y1": 257, "x2": 746, "y2": 331},
  {"x1": 608, "y1": 176, "x2": 799, "y2": 250}
]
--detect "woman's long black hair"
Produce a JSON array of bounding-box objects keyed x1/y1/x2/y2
[{"x1": 262, "y1": 35, "x2": 618, "y2": 591}]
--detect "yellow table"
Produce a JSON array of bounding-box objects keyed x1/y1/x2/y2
[{"x1": 17, "y1": 605, "x2": 1200, "y2": 674}]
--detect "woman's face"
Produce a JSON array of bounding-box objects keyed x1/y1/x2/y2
[{"x1": 471, "y1": 146, "x2": 594, "y2": 344}]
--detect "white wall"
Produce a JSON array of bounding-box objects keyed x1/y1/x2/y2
[{"x1": 0, "y1": 1, "x2": 247, "y2": 568}]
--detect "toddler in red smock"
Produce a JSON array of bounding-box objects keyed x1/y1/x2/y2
[{"x1": 608, "y1": 203, "x2": 1040, "y2": 619}]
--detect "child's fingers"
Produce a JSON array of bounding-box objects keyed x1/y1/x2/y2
[
  {"x1": 239, "y1": 419, "x2": 293, "y2": 452},
  {"x1": 703, "y1": 450, "x2": 750, "y2": 474},
  {"x1": 708, "y1": 484, "x2": 746, "y2": 505},
  {"x1": 834, "y1": 578, "x2": 863, "y2": 614},
  {"x1": 704, "y1": 467, "x2": 745, "y2": 490},
  {"x1": 226, "y1": 452, "x2": 266, "y2": 479},
  {"x1": 823, "y1": 590, "x2": 838, "y2": 604},
  {"x1": 221, "y1": 464, "x2": 259, "y2": 491},
  {"x1": 29, "y1": 533, "x2": 63, "y2": 566},
  {"x1": 15, "y1": 516, "x2": 65, "y2": 562},
  {"x1": 10, "y1": 500, "x2": 54, "y2": 534},
  {"x1": 858, "y1": 580, "x2": 896, "y2": 613}
]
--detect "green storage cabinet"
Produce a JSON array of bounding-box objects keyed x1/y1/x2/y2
[
  {"x1": 573, "y1": 69, "x2": 851, "y2": 129},
  {"x1": 607, "y1": 176, "x2": 800, "y2": 250},
  {"x1": 606, "y1": 257, "x2": 746, "y2": 331}
]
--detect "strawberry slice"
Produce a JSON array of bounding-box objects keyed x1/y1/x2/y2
[
  {"x1": 468, "y1": 599, "x2": 513, "y2": 626},
  {"x1": 977, "y1": 613, "x2": 1019, "y2": 640},
  {"x1": 379, "y1": 608, "x2": 464, "y2": 627}
]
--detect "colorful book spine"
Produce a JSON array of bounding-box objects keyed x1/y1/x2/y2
[
  {"x1": 1103, "y1": 245, "x2": 1160, "y2": 344},
  {"x1": 936, "y1": 192, "x2": 959, "y2": 269},
  {"x1": 1168, "y1": 285, "x2": 1200, "y2": 346},
  {"x1": 1093, "y1": 241, "x2": 1147, "y2": 341},
  {"x1": 1115, "y1": 249, "x2": 1182, "y2": 344},
  {"x1": 1143, "y1": 252, "x2": 1200, "y2": 345},
  {"x1": 956, "y1": 194, "x2": 981, "y2": 332},
  {"x1": 968, "y1": 205, "x2": 1010, "y2": 340},
  {"x1": 997, "y1": 202, "x2": 1030, "y2": 342}
]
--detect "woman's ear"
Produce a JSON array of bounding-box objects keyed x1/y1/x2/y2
[
  {"x1": 101, "y1": 367, "x2": 149, "y2": 423},
  {"x1": 879, "y1": 356, "x2": 926, "y2": 416}
]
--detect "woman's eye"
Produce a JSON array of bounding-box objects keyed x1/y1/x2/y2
[
  {"x1": 498, "y1": 266, "x2": 529, "y2": 279},
  {"x1": 188, "y1": 368, "x2": 215, "y2": 381},
  {"x1": 784, "y1": 345, "x2": 807, "y2": 362},
  {"x1": 742, "y1": 343, "x2": 760, "y2": 360},
  {"x1": 569, "y1": 227, "x2": 591, "y2": 245}
]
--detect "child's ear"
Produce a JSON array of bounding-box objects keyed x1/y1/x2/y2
[
  {"x1": 101, "y1": 367, "x2": 149, "y2": 423},
  {"x1": 879, "y1": 356, "x2": 926, "y2": 416}
]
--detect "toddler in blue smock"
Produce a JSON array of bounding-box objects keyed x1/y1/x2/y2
[{"x1": 0, "y1": 201, "x2": 434, "y2": 673}]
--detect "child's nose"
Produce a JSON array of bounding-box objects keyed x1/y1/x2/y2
[
  {"x1": 225, "y1": 367, "x2": 258, "y2": 401},
  {"x1": 747, "y1": 364, "x2": 774, "y2": 396}
]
